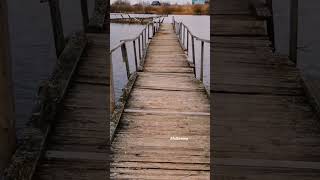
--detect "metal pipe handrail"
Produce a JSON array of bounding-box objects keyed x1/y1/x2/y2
[
  {"x1": 172, "y1": 17, "x2": 210, "y2": 85},
  {"x1": 195, "y1": 37, "x2": 210, "y2": 43},
  {"x1": 110, "y1": 20, "x2": 161, "y2": 53},
  {"x1": 173, "y1": 18, "x2": 210, "y2": 44},
  {"x1": 110, "y1": 16, "x2": 165, "y2": 113}
]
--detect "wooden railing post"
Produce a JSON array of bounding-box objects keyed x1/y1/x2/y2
[
  {"x1": 81, "y1": 0, "x2": 89, "y2": 32},
  {"x1": 266, "y1": 0, "x2": 275, "y2": 51},
  {"x1": 121, "y1": 43, "x2": 130, "y2": 79},
  {"x1": 48, "y1": 0, "x2": 65, "y2": 57},
  {"x1": 0, "y1": 0, "x2": 16, "y2": 171},
  {"x1": 289, "y1": 0, "x2": 298, "y2": 64},
  {"x1": 110, "y1": 56, "x2": 115, "y2": 113},
  {"x1": 141, "y1": 33, "x2": 144, "y2": 52},
  {"x1": 133, "y1": 40, "x2": 138, "y2": 71},
  {"x1": 147, "y1": 24, "x2": 150, "y2": 39},
  {"x1": 138, "y1": 37, "x2": 142, "y2": 60},
  {"x1": 144, "y1": 28, "x2": 147, "y2": 47},
  {"x1": 183, "y1": 25, "x2": 186, "y2": 48},
  {"x1": 191, "y1": 36, "x2": 196, "y2": 76},
  {"x1": 186, "y1": 30, "x2": 189, "y2": 54},
  {"x1": 200, "y1": 41, "x2": 204, "y2": 81}
]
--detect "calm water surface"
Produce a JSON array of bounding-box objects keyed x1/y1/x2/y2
[{"x1": 8, "y1": 0, "x2": 95, "y2": 138}]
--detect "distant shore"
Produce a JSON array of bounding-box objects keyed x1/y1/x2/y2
[{"x1": 111, "y1": 4, "x2": 209, "y2": 15}]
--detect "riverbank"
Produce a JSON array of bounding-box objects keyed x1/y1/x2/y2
[{"x1": 111, "y1": 4, "x2": 209, "y2": 15}]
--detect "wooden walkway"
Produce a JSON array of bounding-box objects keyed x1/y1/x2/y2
[
  {"x1": 213, "y1": 0, "x2": 320, "y2": 179},
  {"x1": 31, "y1": 32, "x2": 108, "y2": 179},
  {"x1": 111, "y1": 24, "x2": 210, "y2": 179}
]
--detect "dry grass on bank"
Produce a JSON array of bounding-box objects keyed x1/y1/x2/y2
[{"x1": 111, "y1": 4, "x2": 209, "y2": 15}]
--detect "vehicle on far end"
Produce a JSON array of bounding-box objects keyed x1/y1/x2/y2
[{"x1": 151, "y1": 1, "x2": 161, "y2": 6}]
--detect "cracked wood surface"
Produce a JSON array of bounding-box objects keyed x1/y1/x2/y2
[
  {"x1": 31, "y1": 33, "x2": 108, "y2": 180},
  {"x1": 111, "y1": 24, "x2": 210, "y2": 179},
  {"x1": 212, "y1": 0, "x2": 320, "y2": 179}
]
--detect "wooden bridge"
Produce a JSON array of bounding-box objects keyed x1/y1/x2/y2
[
  {"x1": 213, "y1": 0, "x2": 320, "y2": 179},
  {"x1": 2, "y1": 0, "x2": 108, "y2": 179},
  {"x1": 110, "y1": 18, "x2": 210, "y2": 178},
  {"x1": 1, "y1": 0, "x2": 320, "y2": 179}
]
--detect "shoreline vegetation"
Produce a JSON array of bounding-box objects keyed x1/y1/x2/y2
[{"x1": 111, "y1": 0, "x2": 209, "y2": 15}]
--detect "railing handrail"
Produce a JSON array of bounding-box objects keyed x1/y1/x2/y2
[
  {"x1": 110, "y1": 18, "x2": 164, "y2": 53},
  {"x1": 172, "y1": 18, "x2": 210, "y2": 44},
  {"x1": 172, "y1": 16, "x2": 210, "y2": 95},
  {"x1": 195, "y1": 36, "x2": 210, "y2": 43},
  {"x1": 110, "y1": 16, "x2": 165, "y2": 115}
]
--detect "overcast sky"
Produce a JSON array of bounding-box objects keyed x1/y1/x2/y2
[{"x1": 110, "y1": 0, "x2": 193, "y2": 5}]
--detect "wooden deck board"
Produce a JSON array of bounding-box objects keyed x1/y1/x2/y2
[
  {"x1": 111, "y1": 24, "x2": 210, "y2": 179},
  {"x1": 213, "y1": 0, "x2": 320, "y2": 179},
  {"x1": 32, "y1": 33, "x2": 107, "y2": 179}
]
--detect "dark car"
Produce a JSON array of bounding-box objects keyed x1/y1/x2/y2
[{"x1": 151, "y1": 1, "x2": 161, "y2": 6}]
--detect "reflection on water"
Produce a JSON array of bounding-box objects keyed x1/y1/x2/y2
[{"x1": 110, "y1": 15, "x2": 210, "y2": 103}]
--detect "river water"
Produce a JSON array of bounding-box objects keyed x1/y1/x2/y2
[
  {"x1": 111, "y1": 15, "x2": 210, "y2": 103},
  {"x1": 7, "y1": 0, "x2": 95, "y2": 138}
]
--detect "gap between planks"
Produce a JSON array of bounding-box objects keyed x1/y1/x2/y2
[{"x1": 124, "y1": 109, "x2": 210, "y2": 116}]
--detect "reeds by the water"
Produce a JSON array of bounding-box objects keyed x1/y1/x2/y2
[{"x1": 111, "y1": 4, "x2": 209, "y2": 15}]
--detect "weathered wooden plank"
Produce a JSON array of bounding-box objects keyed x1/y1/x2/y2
[
  {"x1": 213, "y1": 15, "x2": 267, "y2": 36},
  {"x1": 30, "y1": 33, "x2": 107, "y2": 179},
  {"x1": 4, "y1": 32, "x2": 87, "y2": 180},
  {"x1": 111, "y1": 24, "x2": 210, "y2": 179},
  {"x1": 212, "y1": 0, "x2": 320, "y2": 179}
]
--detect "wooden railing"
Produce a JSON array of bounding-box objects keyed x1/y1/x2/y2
[
  {"x1": 110, "y1": 17, "x2": 164, "y2": 74},
  {"x1": 109, "y1": 17, "x2": 164, "y2": 139},
  {"x1": 265, "y1": 0, "x2": 275, "y2": 51},
  {"x1": 250, "y1": 0, "x2": 298, "y2": 64},
  {"x1": 41, "y1": 0, "x2": 105, "y2": 57},
  {"x1": 172, "y1": 17, "x2": 210, "y2": 83}
]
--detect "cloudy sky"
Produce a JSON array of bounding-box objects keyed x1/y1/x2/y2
[{"x1": 110, "y1": 0, "x2": 193, "y2": 5}]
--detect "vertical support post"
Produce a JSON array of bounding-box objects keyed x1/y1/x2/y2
[
  {"x1": 138, "y1": 36, "x2": 141, "y2": 60},
  {"x1": 80, "y1": 0, "x2": 89, "y2": 32},
  {"x1": 153, "y1": 23, "x2": 155, "y2": 36},
  {"x1": 133, "y1": 40, "x2": 138, "y2": 71},
  {"x1": 144, "y1": 28, "x2": 147, "y2": 47},
  {"x1": 186, "y1": 30, "x2": 189, "y2": 54},
  {"x1": 183, "y1": 25, "x2": 186, "y2": 48},
  {"x1": 179, "y1": 23, "x2": 182, "y2": 40},
  {"x1": 141, "y1": 33, "x2": 144, "y2": 53},
  {"x1": 0, "y1": 0, "x2": 16, "y2": 171},
  {"x1": 147, "y1": 24, "x2": 150, "y2": 39},
  {"x1": 191, "y1": 36, "x2": 196, "y2": 76},
  {"x1": 110, "y1": 56, "x2": 115, "y2": 113},
  {"x1": 48, "y1": 0, "x2": 65, "y2": 57},
  {"x1": 266, "y1": 0, "x2": 275, "y2": 51},
  {"x1": 121, "y1": 43, "x2": 130, "y2": 79},
  {"x1": 289, "y1": 0, "x2": 298, "y2": 64},
  {"x1": 200, "y1": 41, "x2": 204, "y2": 81}
]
